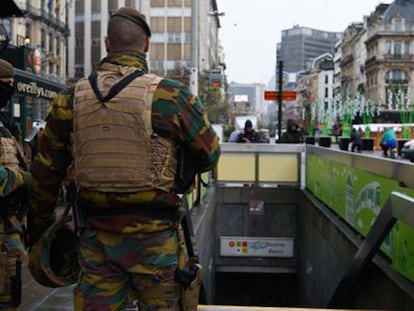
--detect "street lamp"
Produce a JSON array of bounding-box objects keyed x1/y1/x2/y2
[{"x1": 23, "y1": 37, "x2": 30, "y2": 46}]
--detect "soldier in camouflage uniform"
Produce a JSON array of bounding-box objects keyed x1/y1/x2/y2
[
  {"x1": 29, "y1": 7, "x2": 220, "y2": 311},
  {"x1": 0, "y1": 59, "x2": 30, "y2": 310}
]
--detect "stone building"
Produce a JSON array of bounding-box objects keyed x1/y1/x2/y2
[
  {"x1": 68, "y1": 0, "x2": 223, "y2": 82},
  {"x1": 364, "y1": 0, "x2": 414, "y2": 116}
]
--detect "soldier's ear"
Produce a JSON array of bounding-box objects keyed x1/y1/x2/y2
[
  {"x1": 143, "y1": 37, "x2": 150, "y2": 53},
  {"x1": 105, "y1": 36, "x2": 110, "y2": 52}
]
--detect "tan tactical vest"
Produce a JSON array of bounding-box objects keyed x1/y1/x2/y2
[
  {"x1": 0, "y1": 121, "x2": 20, "y2": 169},
  {"x1": 72, "y1": 64, "x2": 177, "y2": 193}
]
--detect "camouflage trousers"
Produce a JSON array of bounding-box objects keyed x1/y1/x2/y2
[
  {"x1": 73, "y1": 219, "x2": 182, "y2": 311},
  {"x1": 0, "y1": 216, "x2": 27, "y2": 311}
]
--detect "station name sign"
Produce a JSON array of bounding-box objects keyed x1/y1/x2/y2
[{"x1": 220, "y1": 236, "x2": 294, "y2": 258}]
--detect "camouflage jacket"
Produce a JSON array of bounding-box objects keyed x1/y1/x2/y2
[
  {"x1": 30, "y1": 52, "x2": 220, "y2": 231},
  {"x1": 0, "y1": 167, "x2": 25, "y2": 197}
]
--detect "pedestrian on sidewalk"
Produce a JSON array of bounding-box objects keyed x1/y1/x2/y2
[
  {"x1": 350, "y1": 128, "x2": 362, "y2": 153},
  {"x1": 236, "y1": 119, "x2": 262, "y2": 143},
  {"x1": 380, "y1": 127, "x2": 397, "y2": 157}
]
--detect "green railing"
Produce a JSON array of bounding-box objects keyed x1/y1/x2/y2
[{"x1": 306, "y1": 145, "x2": 414, "y2": 283}]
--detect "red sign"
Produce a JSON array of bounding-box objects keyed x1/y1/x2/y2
[{"x1": 264, "y1": 90, "x2": 297, "y2": 101}]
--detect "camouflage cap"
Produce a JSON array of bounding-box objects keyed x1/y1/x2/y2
[
  {"x1": 111, "y1": 7, "x2": 151, "y2": 37},
  {"x1": 0, "y1": 59, "x2": 15, "y2": 79}
]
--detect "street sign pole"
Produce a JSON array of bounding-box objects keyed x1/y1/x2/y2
[
  {"x1": 278, "y1": 61, "x2": 283, "y2": 142},
  {"x1": 264, "y1": 61, "x2": 296, "y2": 142}
]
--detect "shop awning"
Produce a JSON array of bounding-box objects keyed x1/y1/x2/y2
[{"x1": 1, "y1": 0, "x2": 24, "y2": 18}]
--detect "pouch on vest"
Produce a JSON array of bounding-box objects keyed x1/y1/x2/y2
[{"x1": 175, "y1": 145, "x2": 196, "y2": 194}]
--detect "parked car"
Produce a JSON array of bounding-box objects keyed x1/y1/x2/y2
[{"x1": 401, "y1": 139, "x2": 414, "y2": 162}]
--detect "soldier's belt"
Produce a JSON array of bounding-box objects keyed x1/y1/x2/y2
[{"x1": 81, "y1": 203, "x2": 180, "y2": 221}]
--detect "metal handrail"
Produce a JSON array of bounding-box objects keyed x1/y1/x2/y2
[{"x1": 328, "y1": 192, "x2": 414, "y2": 308}]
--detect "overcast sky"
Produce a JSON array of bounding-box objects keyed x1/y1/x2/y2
[{"x1": 217, "y1": 0, "x2": 393, "y2": 87}]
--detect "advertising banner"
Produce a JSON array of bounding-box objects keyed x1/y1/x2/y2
[{"x1": 306, "y1": 154, "x2": 414, "y2": 282}]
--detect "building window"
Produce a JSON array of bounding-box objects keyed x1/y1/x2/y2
[
  {"x1": 25, "y1": 23, "x2": 31, "y2": 41},
  {"x1": 386, "y1": 40, "x2": 408, "y2": 59},
  {"x1": 325, "y1": 75, "x2": 329, "y2": 84},
  {"x1": 41, "y1": 29, "x2": 46, "y2": 50},
  {"x1": 48, "y1": 32, "x2": 54, "y2": 53},
  {"x1": 75, "y1": 38, "x2": 84, "y2": 47},
  {"x1": 386, "y1": 70, "x2": 406, "y2": 82},
  {"x1": 125, "y1": 0, "x2": 135, "y2": 7},
  {"x1": 154, "y1": 7, "x2": 187, "y2": 17},
  {"x1": 385, "y1": 70, "x2": 408, "y2": 109},
  {"x1": 75, "y1": 66, "x2": 84, "y2": 78},
  {"x1": 167, "y1": 0, "x2": 182, "y2": 7},
  {"x1": 108, "y1": 0, "x2": 117, "y2": 11},
  {"x1": 393, "y1": 18, "x2": 404, "y2": 32},
  {"x1": 92, "y1": 0, "x2": 101, "y2": 13},
  {"x1": 0, "y1": 19, "x2": 11, "y2": 38},
  {"x1": 151, "y1": 60, "x2": 165, "y2": 71},
  {"x1": 75, "y1": 0, "x2": 84, "y2": 15},
  {"x1": 168, "y1": 32, "x2": 182, "y2": 42},
  {"x1": 184, "y1": 32, "x2": 191, "y2": 42},
  {"x1": 151, "y1": 0, "x2": 165, "y2": 7},
  {"x1": 151, "y1": 33, "x2": 167, "y2": 43},
  {"x1": 91, "y1": 38, "x2": 100, "y2": 46}
]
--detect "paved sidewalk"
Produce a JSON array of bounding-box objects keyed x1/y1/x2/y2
[{"x1": 21, "y1": 265, "x2": 73, "y2": 310}]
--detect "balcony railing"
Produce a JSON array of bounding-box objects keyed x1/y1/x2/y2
[
  {"x1": 365, "y1": 56, "x2": 377, "y2": 67},
  {"x1": 384, "y1": 54, "x2": 414, "y2": 61}
]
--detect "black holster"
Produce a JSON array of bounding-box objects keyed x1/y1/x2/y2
[
  {"x1": 66, "y1": 182, "x2": 86, "y2": 233},
  {"x1": 72, "y1": 199, "x2": 86, "y2": 233}
]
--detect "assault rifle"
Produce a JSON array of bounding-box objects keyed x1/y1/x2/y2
[
  {"x1": 174, "y1": 145, "x2": 208, "y2": 303},
  {"x1": 176, "y1": 197, "x2": 208, "y2": 304}
]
